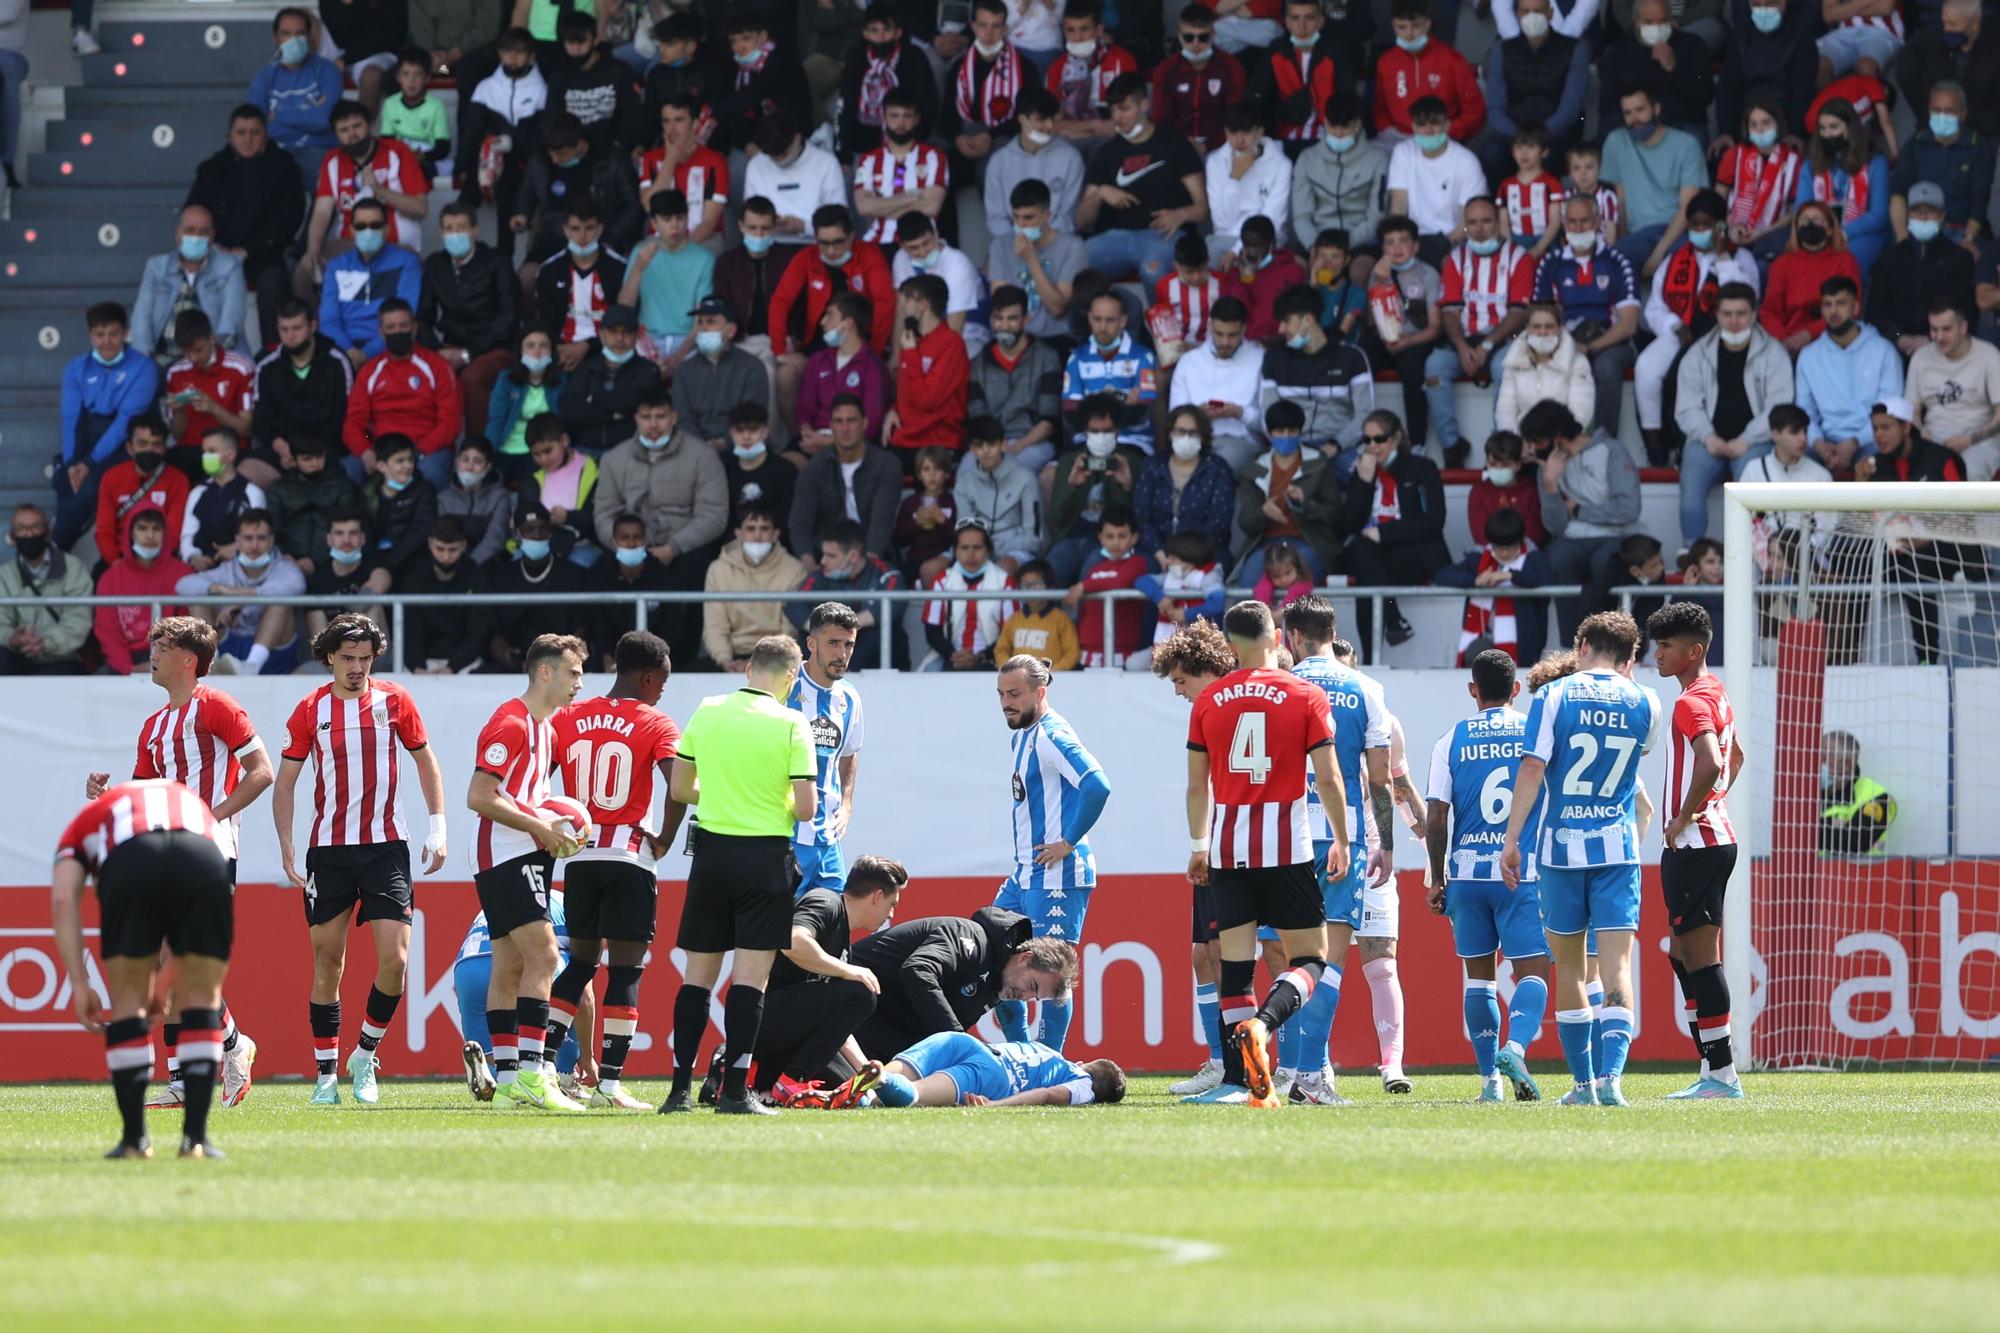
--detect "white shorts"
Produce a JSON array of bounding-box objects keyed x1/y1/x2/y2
[
  {"x1": 1358, "y1": 877, "x2": 1400, "y2": 939},
  {"x1": 347, "y1": 51, "x2": 400, "y2": 79}
]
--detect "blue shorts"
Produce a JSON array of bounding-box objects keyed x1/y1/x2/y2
[
  {"x1": 792, "y1": 838, "x2": 847, "y2": 898},
  {"x1": 1537, "y1": 863, "x2": 1642, "y2": 936},
  {"x1": 1446, "y1": 878, "x2": 1549, "y2": 960},
  {"x1": 453, "y1": 956, "x2": 579, "y2": 1074},
  {"x1": 895, "y1": 1030, "x2": 1008, "y2": 1103},
  {"x1": 1259, "y1": 839, "x2": 1361, "y2": 941},
  {"x1": 1817, "y1": 24, "x2": 1899, "y2": 75},
  {"x1": 994, "y1": 873, "x2": 1092, "y2": 943}
]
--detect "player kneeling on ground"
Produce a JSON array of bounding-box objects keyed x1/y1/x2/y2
[
  {"x1": 54, "y1": 780, "x2": 237, "y2": 1160},
  {"x1": 867, "y1": 1031, "x2": 1125, "y2": 1108}
]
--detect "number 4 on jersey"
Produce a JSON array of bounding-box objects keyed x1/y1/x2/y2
[{"x1": 1228, "y1": 714, "x2": 1271, "y2": 784}]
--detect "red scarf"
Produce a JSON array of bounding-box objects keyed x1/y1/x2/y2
[
  {"x1": 1458, "y1": 547, "x2": 1521, "y2": 664},
  {"x1": 956, "y1": 44, "x2": 1023, "y2": 128},
  {"x1": 1725, "y1": 143, "x2": 1800, "y2": 229},
  {"x1": 735, "y1": 40, "x2": 773, "y2": 90},
  {"x1": 1660, "y1": 244, "x2": 1721, "y2": 327},
  {"x1": 860, "y1": 42, "x2": 900, "y2": 127},
  {"x1": 1809, "y1": 164, "x2": 1870, "y2": 225},
  {"x1": 1371, "y1": 468, "x2": 1400, "y2": 525}
]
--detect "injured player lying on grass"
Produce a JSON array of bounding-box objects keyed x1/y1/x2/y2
[{"x1": 814, "y1": 1032, "x2": 1126, "y2": 1108}]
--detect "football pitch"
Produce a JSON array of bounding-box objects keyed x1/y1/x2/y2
[{"x1": 4, "y1": 1073, "x2": 1998, "y2": 1330}]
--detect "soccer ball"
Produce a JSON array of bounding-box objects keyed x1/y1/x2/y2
[{"x1": 539, "y1": 794, "x2": 593, "y2": 850}]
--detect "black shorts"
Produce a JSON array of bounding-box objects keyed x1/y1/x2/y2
[
  {"x1": 97, "y1": 830, "x2": 235, "y2": 961},
  {"x1": 677, "y1": 832, "x2": 794, "y2": 954},
  {"x1": 564, "y1": 859, "x2": 659, "y2": 943},
  {"x1": 1192, "y1": 883, "x2": 1220, "y2": 944},
  {"x1": 1661, "y1": 843, "x2": 1737, "y2": 935},
  {"x1": 475, "y1": 850, "x2": 556, "y2": 939},
  {"x1": 304, "y1": 842, "x2": 413, "y2": 927},
  {"x1": 1211, "y1": 861, "x2": 1323, "y2": 934}
]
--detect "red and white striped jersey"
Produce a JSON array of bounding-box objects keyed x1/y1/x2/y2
[
  {"x1": 1500, "y1": 172, "x2": 1565, "y2": 240},
  {"x1": 1666, "y1": 673, "x2": 1737, "y2": 849},
  {"x1": 1591, "y1": 184, "x2": 1621, "y2": 236},
  {"x1": 635, "y1": 144, "x2": 731, "y2": 231},
  {"x1": 552, "y1": 695, "x2": 681, "y2": 868},
  {"x1": 852, "y1": 144, "x2": 948, "y2": 244},
  {"x1": 1154, "y1": 271, "x2": 1221, "y2": 346},
  {"x1": 132, "y1": 684, "x2": 263, "y2": 859},
  {"x1": 923, "y1": 564, "x2": 1014, "y2": 656},
  {"x1": 56, "y1": 780, "x2": 223, "y2": 877},
  {"x1": 1717, "y1": 142, "x2": 1802, "y2": 231},
  {"x1": 1188, "y1": 667, "x2": 1335, "y2": 868},
  {"x1": 281, "y1": 679, "x2": 430, "y2": 848},
  {"x1": 1440, "y1": 241, "x2": 1535, "y2": 337},
  {"x1": 313, "y1": 138, "x2": 430, "y2": 247},
  {"x1": 1837, "y1": 8, "x2": 1902, "y2": 38},
  {"x1": 470, "y1": 697, "x2": 555, "y2": 874}
]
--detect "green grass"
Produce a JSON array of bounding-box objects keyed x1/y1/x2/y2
[{"x1": 4, "y1": 1073, "x2": 1999, "y2": 1330}]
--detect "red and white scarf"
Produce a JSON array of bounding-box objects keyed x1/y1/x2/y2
[
  {"x1": 1723, "y1": 142, "x2": 1801, "y2": 230},
  {"x1": 1058, "y1": 43, "x2": 1104, "y2": 120},
  {"x1": 1371, "y1": 467, "x2": 1400, "y2": 526},
  {"x1": 735, "y1": 40, "x2": 773, "y2": 90},
  {"x1": 1809, "y1": 163, "x2": 1870, "y2": 226},
  {"x1": 956, "y1": 44, "x2": 1024, "y2": 128},
  {"x1": 860, "y1": 42, "x2": 901, "y2": 128},
  {"x1": 1458, "y1": 547, "x2": 1524, "y2": 664}
]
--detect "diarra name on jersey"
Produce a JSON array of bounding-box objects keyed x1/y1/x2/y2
[{"x1": 568, "y1": 713, "x2": 638, "y2": 738}]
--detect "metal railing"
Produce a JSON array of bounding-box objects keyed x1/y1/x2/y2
[{"x1": 0, "y1": 581, "x2": 1776, "y2": 671}]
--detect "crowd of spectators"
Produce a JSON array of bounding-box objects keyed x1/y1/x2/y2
[{"x1": 11, "y1": 0, "x2": 1999, "y2": 676}]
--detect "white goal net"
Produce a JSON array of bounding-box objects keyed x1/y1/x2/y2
[{"x1": 1723, "y1": 482, "x2": 2000, "y2": 1071}]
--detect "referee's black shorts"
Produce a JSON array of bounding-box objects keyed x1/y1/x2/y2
[
  {"x1": 1211, "y1": 861, "x2": 1324, "y2": 934},
  {"x1": 677, "y1": 831, "x2": 797, "y2": 953},
  {"x1": 1661, "y1": 843, "x2": 1737, "y2": 935},
  {"x1": 97, "y1": 830, "x2": 235, "y2": 961}
]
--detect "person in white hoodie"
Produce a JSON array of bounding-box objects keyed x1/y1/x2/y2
[
  {"x1": 1673, "y1": 282, "x2": 1795, "y2": 544},
  {"x1": 1205, "y1": 105, "x2": 1295, "y2": 263},
  {"x1": 1494, "y1": 302, "x2": 1593, "y2": 434}
]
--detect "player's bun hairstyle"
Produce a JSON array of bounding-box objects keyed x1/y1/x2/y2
[
  {"x1": 1223, "y1": 599, "x2": 1275, "y2": 644},
  {"x1": 1149, "y1": 619, "x2": 1235, "y2": 682},
  {"x1": 748, "y1": 634, "x2": 804, "y2": 676},
  {"x1": 1329, "y1": 637, "x2": 1356, "y2": 665},
  {"x1": 1280, "y1": 594, "x2": 1339, "y2": 646},
  {"x1": 1083, "y1": 1059, "x2": 1127, "y2": 1104},
  {"x1": 525, "y1": 633, "x2": 588, "y2": 679},
  {"x1": 1575, "y1": 611, "x2": 1641, "y2": 665},
  {"x1": 313, "y1": 612, "x2": 385, "y2": 663},
  {"x1": 1470, "y1": 648, "x2": 1516, "y2": 703},
  {"x1": 1645, "y1": 600, "x2": 1714, "y2": 648},
  {"x1": 998, "y1": 653, "x2": 1054, "y2": 688},
  {"x1": 807, "y1": 601, "x2": 861, "y2": 634},
  {"x1": 845, "y1": 854, "x2": 909, "y2": 896},
  {"x1": 612, "y1": 630, "x2": 670, "y2": 676},
  {"x1": 1020, "y1": 936, "x2": 1079, "y2": 990},
  {"x1": 149, "y1": 615, "x2": 218, "y2": 677},
  {"x1": 1525, "y1": 648, "x2": 1578, "y2": 692}
]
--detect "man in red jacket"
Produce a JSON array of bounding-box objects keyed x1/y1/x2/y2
[
  {"x1": 93, "y1": 507, "x2": 192, "y2": 675},
  {"x1": 1151, "y1": 5, "x2": 1247, "y2": 155},
  {"x1": 1218, "y1": 215, "x2": 1307, "y2": 339},
  {"x1": 95, "y1": 416, "x2": 190, "y2": 570},
  {"x1": 1370, "y1": 0, "x2": 1485, "y2": 144},
  {"x1": 341, "y1": 298, "x2": 462, "y2": 489},
  {"x1": 771, "y1": 204, "x2": 897, "y2": 445},
  {"x1": 884, "y1": 274, "x2": 969, "y2": 466},
  {"x1": 1246, "y1": 0, "x2": 1345, "y2": 153}
]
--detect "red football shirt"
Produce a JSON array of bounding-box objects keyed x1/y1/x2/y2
[
  {"x1": 1187, "y1": 666, "x2": 1334, "y2": 868},
  {"x1": 552, "y1": 695, "x2": 681, "y2": 867},
  {"x1": 57, "y1": 780, "x2": 223, "y2": 875},
  {"x1": 314, "y1": 140, "x2": 430, "y2": 247},
  {"x1": 165, "y1": 349, "x2": 257, "y2": 445},
  {"x1": 637, "y1": 145, "x2": 731, "y2": 232},
  {"x1": 133, "y1": 684, "x2": 263, "y2": 858},
  {"x1": 282, "y1": 679, "x2": 430, "y2": 847},
  {"x1": 1666, "y1": 674, "x2": 1737, "y2": 849},
  {"x1": 471, "y1": 698, "x2": 554, "y2": 873}
]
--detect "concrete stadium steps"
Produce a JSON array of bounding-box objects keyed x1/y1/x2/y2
[
  {"x1": 0, "y1": 349, "x2": 76, "y2": 390},
  {"x1": 0, "y1": 305, "x2": 101, "y2": 354},
  {"x1": 0, "y1": 211, "x2": 179, "y2": 263},
  {"x1": 96, "y1": 18, "x2": 276, "y2": 65},
  {"x1": 5, "y1": 184, "x2": 186, "y2": 217},
  {"x1": 57, "y1": 88, "x2": 243, "y2": 124},
  {"x1": 0, "y1": 287, "x2": 114, "y2": 312},
  {"x1": 27, "y1": 145, "x2": 212, "y2": 189},
  {"x1": 0, "y1": 420, "x2": 59, "y2": 479},
  {"x1": 79, "y1": 45, "x2": 268, "y2": 90}
]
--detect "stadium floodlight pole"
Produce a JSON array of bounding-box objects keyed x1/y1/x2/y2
[{"x1": 1721, "y1": 480, "x2": 2000, "y2": 1071}]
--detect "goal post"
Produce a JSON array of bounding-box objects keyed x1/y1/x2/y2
[{"x1": 1722, "y1": 481, "x2": 2000, "y2": 1071}]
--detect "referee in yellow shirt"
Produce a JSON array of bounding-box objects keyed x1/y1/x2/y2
[{"x1": 662, "y1": 636, "x2": 817, "y2": 1116}]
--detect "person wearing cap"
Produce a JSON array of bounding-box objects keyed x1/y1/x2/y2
[
  {"x1": 1797, "y1": 275, "x2": 1904, "y2": 470},
  {"x1": 1866, "y1": 182, "x2": 1980, "y2": 359},
  {"x1": 559, "y1": 304, "x2": 657, "y2": 454},
  {"x1": 672, "y1": 297, "x2": 774, "y2": 450},
  {"x1": 1634, "y1": 189, "x2": 1760, "y2": 466},
  {"x1": 621, "y1": 189, "x2": 717, "y2": 364},
  {"x1": 484, "y1": 502, "x2": 592, "y2": 673},
  {"x1": 1889, "y1": 83, "x2": 1992, "y2": 252},
  {"x1": 1905, "y1": 298, "x2": 2000, "y2": 481}
]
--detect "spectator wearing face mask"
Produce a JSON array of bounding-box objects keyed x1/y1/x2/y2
[
  {"x1": 673, "y1": 297, "x2": 773, "y2": 449},
  {"x1": 1867, "y1": 183, "x2": 1979, "y2": 357},
  {"x1": 319, "y1": 198, "x2": 426, "y2": 364},
  {"x1": 247, "y1": 7, "x2": 345, "y2": 182},
  {"x1": 797, "y1": 293, "x2": 893, "y2": 462},
  {"x1": 254, "y1": 300, "x2": 353, "y2": 470},
  {"x1": 1633, "y1": 189, "x2": 1760, "y2": 466},
  {"x1": 96, "y1": 417, "x2": 192, "y2": 572},
  {"x1": 180, "y1": 428, "x2": 268, "y2": 571},
  {"x1": 840, "y1": 5, "x2": 940, "y2": 158},
  {"x1": 131, "y1": 206, "x2": 248, "y2": 362},
  {"x1": 1759, "y1": 204, "x2": 1864, "y2": 352},
  {"x1": 786, "y1": 518, "x2": 906, "y2": 668},
  {"x1": 174, "y1": 507, "x2": 308, "y2": 675},
  {"x1": 268, "y1": 435, "x2": 360, "y2": 568},
  {"x1": 588, "y1": 512, "x2": 676, "y2": 667},
  {"x1": 343, "y1": 298, "x2": 464, "y2": 490},
  {"x1": 1371, "y1": 0, "x2": 1486, "y2": 145},
  {"x1": 1674, "y1": 281, "x2": 1795, "y2": 543},
  {"x1": 1135, "y1": 405, "x2": 1237, "y2": 566},
  {"x1": 560, "y1": 304, "x2": 655, "y2": 453},
  {"x1": 968, "y1": 286, "x2": 1065, "y2": 477},
  {"x1": 436, "y1": 437, "x2": 513, "y2": 565},
  {"x1": 1464, "y1": 430, "x2": 1546, "y2": 548},
  {"x1": 623, "y1": 190, "x2": 716, "y2": 364},
  {"x1": 1261, "y1": 284, "x2": 1375, "y2": 455},
  {"x1": 982, "y1": 86, "x2": 1087, "y2": 244},
  {"x1": 300, "y1": 508, "x2": 392, "y2": 643},
  {"x1": 720, "y1": 402, "x2": 796, "y2": 536},
  {"x1": 298, "y1": 99, "x2": 431, "y2": 304},
  {"x1": 484, "y1": 503, "x2": 592, "y2": 672},
  {"x1": 1597, "y1": 0, "x2": 1714, "y2": 137},
  {"x1": 702, "y1": 505, "x2": 808, "y2": 670},
  {"x1": 93, "y1": 507, "x2": 194, "y2": 677},
  {"x1": 0, "y1": 505, "x2": 95, "y2": 676},
  {"x1": 55, "y1": 303, "x2": 162, "y2": 555},
  {"x1": 359, "y1": 435, "x2": 440, "y2": 582},
  {"x1": 420, "y1": 203, "x2": 519, "y2": 438},
  {"x1": 1291, "y1": 95, "x2": 1390, "y2": 257},
  {"x1": 892, "y1": 216, "x2": 985, "y2": 352},
  {"x1": 398, "y1": 515, "x2": 491, "y2": 674},
  {"x1": 1045, "y1": 395, "x2": 1141, "y2": 585},
  {"x1": 1166, "y1": 296, "x2": 1266, "y2": 473}
]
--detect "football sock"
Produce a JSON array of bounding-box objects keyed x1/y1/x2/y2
[
  {"x1": 1276, "y1": 1007, "x2": 1303, "y2": 1072},
  {"x1": 357, "y1": 986, "x2": 399, "y2": 1055},
  {"x1": 1254, "y1": 957, "x2": 1323, "y2": 1031},
  {"x1": 1506, "y1": 974, "x2": 1548, "y2": 1052},
  {"x1": 220, "y1": 1004, "x2": 239, "y2": 1053},
  {"x1": 177, "y1": 1007, "x2": 223, "y2": 1145},
  {"x1": 1669, "y1": 955, "x2": 1704, "y2": 1066},
  {"x1": 488, "y1": 1009, "x2": 518, "y2": 1086},
  {"x1": 1363, "y1": 957, "x2": 1405, "y2": 1070},
  {"x1": 163, "y1": 1021, "x2": 180, "y2": 1083},
  {"x1": 1036, "y1": 997, "x2": 1073, "y2": 1051},
  {"x1": 1294, "y1": 963, "x2": 1342, "y2": 1075},
  {"x1": 1556, "y1": 1008, "x2": 1595, "y2": 1087},
  {"x1": 544, "y1": 997, "x2": 577, "y2": 1073},
  {"x1": 875, "y1": 1070, "x2": 916, "y2": 1107},
  {"x1": 243, "y1": 643, "x2": 271, "y2": 672},
  {"x1": 1193, "y1": 982, "x2": 1223, "y2": 1061},
  {"x1": 994, "y1": 999, "x2": 1031, "y2": 1044},
  {"x1": 104, "y1": 1016, "x2": 152, "y2": 1146},
  {"x1": 515, "y1": 998, "x2": 549, "y2": 1073},
  {"x1": 1687, "y1": 963, "x2": 1737, "y2": 1081},
  {"x1": 600, "y1": 965, "x2": 643, "y2": 1084},
  {"x1": 669, "y1": 984, "x2": 710, "y2": 1096},
  {"x1": 1597, "y1": 1006, "x2": 1634, "y2": 1082},
  {"x1": 1218, "y1": 958, "x2": 1257, "y2": 1087},
  {"x1": 1585, "y1": 980, "x2": 1606, "y2": 1074},
  {"x1": 720, "y1": 986, "x2": 765, "y2": 1100},
  {"x1": 1464, "y1": 980, "x2": 1501, "y2": 1077},
  {"x1": 309, "y1": 1001, "x2": 340, "y2": 1077}
]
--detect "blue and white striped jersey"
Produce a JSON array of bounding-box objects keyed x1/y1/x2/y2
[
  {"x1": 458, "y1": 894, "x2": 570, "y2": 964},
  {"x1": 1525, "y1": 669, "x2": 1663, "y2": 868},
  {"x1": 787, "y1": 670, "x2": 863, "y2": 846},
  {"x1": 1426, "y1": 706, "x2": 1543, "y2": 883},
  {"x1": 1291, "y1": 654, "x2": 1390, "y2": 849},
  {"x1": 1008, "y1": 709, "x2": 1101, "y2": 892}
]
